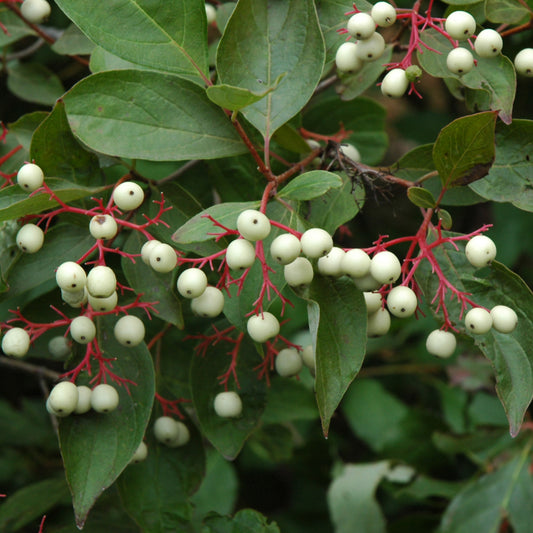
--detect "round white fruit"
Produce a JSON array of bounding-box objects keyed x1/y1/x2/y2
[
  {"x1": 353, "y1": 272, "x2": 382, "y2": 291},
  {"x1": 205, "y1": 3, "x2": 216, "y2": 24},
  {"x1": 114, "y1": 315, "x2": 145, "y2": 347},
  {"x1": 149, "y1": 243, "x2": 178, "y2": 273},
  {"x1": 371, "y1": 2, "x2": 397, "y2": 27},
  {"x1": 20, "y1": 0, "x2": 51, "y2": 24},
  {"x1": 445, "y1": 10, "x2": 476, "y2": 41},
  {"x1": 370, "y1": 250, "x2": 402, "y2": 284},
  {"x1": 367, "y1": 308, "x2": 391, "y2": 336},
  {"x1": 301, "y1": 345, "x2": 315, "y2": 372},
  {"x1": 364, "y1": 292, "x2": 383, "y2": 314},
  {"x1": 48, "y1": 381, "x2": 78, "y2": 417},
  {"x1": 89, "y1": 214, "x2": 118, "y2": 240},
  {"x1": 1, "y1": 327, "x2": 30, "y2": 357},
  {"x1": 226, "y1": 239, "x2": 256, "y2": 270},
  {"x1": 339, "y1": 143, "x2": 361, "y2": 163},
  {"x1": 490, "y1": 305, "x2": 518, "y2": 334},
  {"x1": 236, "y1": 210, "x2": 271, "y2": 241},
  {"x1": 70, "y1": 316, "x2": 96, "y2": 344},
  {"x1": 16, "y1": 223, "x2": 44, "y2": 253},
  {"x1": 177, "y1": 268, "x2": 208, "y2": 299},
  {"x1": 335, "y1": 42, "x2": 364, "y2": 73},
  {"x1": 356, "y1": 32, "x2": 385, "y2": 62},
  {"x1": 56, "y1": 261, "x2": 87, "y2": 292},
  {"x1": 141, "y1": 239, "x2": 161, "y2": 265},
  {"x1": 130, "y1": 441, "x2": 148, "y2": 463},
  {"x1": 465, "y1": 235, "x2": 496, "y2": 267},
  {"x1": 48, "y1": 335, "x2": 70, "y2": 358},
  {"x1": 88, "y1": 291, "x2": 118, "y2": 312},
  {"x1": 190, "y1": 286, "x2": 224, "y2": 317},
  {"x1": 474, "y1": 29, "x2": 503, "y2": 58},
  {"x1": 284, "y1": 257, "x2": 314, "y2": 288},
  {"x1": 214, "y1": 391, "x2": 243, "y2": 418},
  {"x1": 153, "y1": 416, "x2": 181, "y2": 445},
  {"x1": 247, "y1": 312, "x2": 280, "y2": 343},
  {"x1": 464, "y1": 307, "x2": 493, "y2": 334},
  {"x1": 300, "y1": 228, "x2": 333, "y2": 258},
  {"x1": 275, "y1": 348, "x2": 303, "y2": 377},
  {"x1": 381, "y1": 68, "x2": 409, "y2": 98},
  {"x1": 112, "y1": 181, "x2": 144, "y2": 211},
  {"x1": 87, "y1": 265, "x2": 116, "y2": 298},
  {"x1": 347, "y1": 12, "x2": 376, "y2": 40},
  {"x1": 17, "y1": 162, "x2": 44, "y2": 192},
  {"x1": 342, "y1": 249, "x2": 371, "y2": 278},
  {"x1": 386, "y1": 286, "x2": 418, "y2": 318},
  {"x1": 446, "y1": 47, "x2": 475, "y2": 75},
  {"x1": 426, "y1": 329, "x2": 456, "y2": 358},
  {"x1": 91, "y1": 384, "x2": 120, "y2": 413},
  {"x1": 515, "y1": 48, "x2": 533, "y2": 77},
  {"x1": 270, "y1": 233, "x2": 302, "y2": 265},
  {"x1": 167, "y1": 421, "x2": 190, "y2": 447},
  {"x1": 61, "y1": 288, "x2": 88, "y2": 308},
  {"x1": 74, "y1": 385, "x2": 92, "y2": 414},
  {"x1": 317, "y1": 247, "x2": 345, "y2": 277}
]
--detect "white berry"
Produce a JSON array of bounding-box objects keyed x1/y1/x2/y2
[
  {"x1": 445, "y1": 11, "x2": 476, "y2": 41},
  {"x1": 236, "y1": 209, "x2": 271, "y2": 241},
  {"x1": 88, "y1": 291, "x2": 118, "y2": 312},
  {"x1": 61, "y1": 288, "x2": 88, "y2": 308},
  {"x1": 70, "y1": 316, "x2": 96, "y2": 344},
  {"x1": 91, "y1": 383, "x2": 120, "y2": 413},
  {"x1": 339, "y1": 143, "x2": 361, "y2": 163},
  {"x1": 16, "y1": 223, "x2": 44, "y2": 253},
  {"x1": 300, "y1": 228, "x2": 333, "y2": 258},
  {"x1": 1, "y1": 327, "x2": 30, "y2": 357},
  {"x1": 353, "y1": 272, "x2": 382, "y2": 291},
  {"x1": 141, "y1": 239, "x2": 161, "y2": 265},
  {"x1": 371, "y1": 2, "x2": 397, "y2": 27},
  {"x1": 446, "y1": 48, "x2": 475, "y2": 75},
  {"x1": 465, "y1": 307, "x2": 493, "y2": 334},
  {"x1": 474, "y1": 29, "x2": 503, "y2": 58},
  {"x1": 386, "y1": 286, "x2": 418, "y2": 318},
  {"x1": 48, "y1": 335, "x2": 70, "y2": 358},
  {"x1": 149, "y1": 243, "x2": 178, "y2": 273},
  {"x1": 153, "y1": 416, "x2": 189, "y2": 447},
  {"x1": 275, "y1": 348, "x2": 303, "y2": 377},
  {"x1": 370, "y1": 251, "x2": 402, "y2": 284},
  {"x1": 284, "y1": 257, "x2": 314, "y2": 288},
  {"x1": 356, "y1": 32, "x2": 385, "y2": 62},
  {"x1": 190, "y1": 286, "x2": 224, "y2": 317},
  {"x1": 48, "y1": 381, "x2": 78, "y2": 417},
  {"x1": 20, "y1": 0, "x2": 51, "y2": 24},
  {"x1": 86, "y1": 265, "x2": 116, "y2": 298},
  {"x1": 205, "y1": 3, "x2": 216, "y2": 25},
  {"x1": 364, "y1": 292, "x2": 383, "y2": 314},
  {"x1": 367, "y1": 308, "x2": 391, "y2": 336},
  {"x1": 335, "y1": 42, "x2": 364, "y2": 73},
  {"x1": 226, "y1": 239, "x2": 256, "y2": 270},
  {"x1": 17, "y1": 162, "x2": 44, "y2": 192},
  {"x1": 347, "y1": 12, "x2": 375, "y2": 40},
  {"x1": 168, "y1": 421, "x2": 190, "y2": 447},
  {"x1": 112, "y1": 181, "x2": 144, "y2": 211},
  {"x1": 270, "y1": 233, "x2": 302, "y2": 265},
  {"x1": 56, "y1": 261, "x2": 87, "y2": 292},
  {"x1": 89, "y1": 214, "x2": 118, "y2": 240},
  {"x1": 247, "y1": 312, "x2": 280, "y2": 343},
  {"x1": 342, "y1": 249, "x2": 371, "y2": 278},
  {"x1": 515, "y1": 48, "x2": 533, "y2": 76},
  {"x1": 214, "y1": 391, "x2": 243, "y2": 418},
  {"x1": 318, "y1": 247, "x2": 345, "y2": 277},
  {"x1": 465, "y1": 235, "x2": 496, "y2": 267},
  {"x1": 130, "y1": 441, "x2": 148, "y2": 463},
  {"x1": 426, "y1": 329, "x2": 456, "y2": 358},
  {"x1": 381, "y1": 68, "x2": 409, "y2": 98},
  {"x1": 490, "y1": 305, "x2": 518, "y2": 334},
  {"x1": 301, "y1": 345, "x2": 315, "y2": 373},
  {"x1": 177, "y1": 268, "x2": 208, "y2": 299},
  {"x1": 114, "y1": 315, "x2": 145, "y2": 347},
  {"x1": 74, "y1": 385, "x2": 92, "y2": 414}
]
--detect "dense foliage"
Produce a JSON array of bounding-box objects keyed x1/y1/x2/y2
[{"x1": 1, "y1": 0, "x2": 533, "y2": 531}]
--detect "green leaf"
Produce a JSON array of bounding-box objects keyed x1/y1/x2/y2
[
  {"x1": 0, "y1": 179, "x2": 106, "y2": 222},
  {"x1": 55, "y1": 0, "x2": 209, "y2": 82},
  {"x1": 31, "y1": 100, "x2": 101, "y2": 185},
  {"x1": 216, "y1": 0, "x2": 325, "y2": 139},
  {"x1": 0, "y1": 9, "x2": 36, "y2": 47},
  {"x1": 7, "y1": 61, "x2": 64, "y2": 106},
  {"x1": 63, "y1": 70, "x2": 247, "y2": 161},
  {"x1": 407, "y1": 187, "x2": 437, "y2": 209},
  {"x1": 206, "y1": 73, "x2": 285, "y2": 112},
  {"x1": 328, "y1": 462, "x2": 389, "y2": 533},
  {"x1": 485, "y1": 0, "x2": 532, "y2": 23},
  {"x1": 271, "y1": 123, "x2": 312, "y2": 154},
  {"x1": 202, "y1": 508, "x2": 280, "y2": 533},
  {"x1": 398, "y1": 475, "x2": 464, "y2": 500},
  {"x1": 8, "y1": 111, "x2": 48, "y2": 152},
  {"x1": 89, "y1": 46, "x2": 152, "y2": 73},
  {"x1": 0, "y1": 477, "x2": 70, "y2": 532},
  {"x1": 278, "y1": 170, "x2": 343, "y2": 201},
  {"x1": 117, "y1": 423, "x2": 205, "y2": 532},
  {"x1": 190, "y1": 338, "x2": 267, "y2": 460},
  {"x1": 441, "y1": 443, "x2": 533, "y2": 533},
  {"x1": 122, "y1": 231, "x2": 183, "y2": 328},
  {"x1": 438, "y1": 208, "x2": 453, "y2": 230},
  {"x1": 52, "y1": 24, "x2": 96, "y2": 56},
  {"x1": 470, "y1": 120, "x2": 533, "y2": 211},
  {"x1": 306, "y1": 277, "x2": 367, "y2": 437},
  {"x1": 58, "y1": 319, "x2": 155, "y2": 528},
  {"x1": 432, "y1": 111, "x2": 497, "y2": 188}
]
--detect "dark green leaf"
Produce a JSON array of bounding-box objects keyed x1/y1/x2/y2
[
  {"x1": 306, "y1": 277, "x2": 366, "y2": 437},
  {"x1": 485, "y1": 0, "x2": 531, "y2": 23},
  {"x1": 437, "y1": 209, "x2": 453, "y2": 230},
  {"x1": 7, "y1": 61, "x2": 64, "y2": 106},
  {"x1": 59, "y1": 319, "x2": 155, "y2": 528},
  {"x1": 9, "y1": 111, "x2": 48, "y2": 152},
  {"x1": 55, "y1": 0, "x2": 209, "y2": 82},
  {"x1": 407, "y1": 187, "x2": 436, "y2": 209},
  {"x1": 278, "y1": 170, "x2": 343, "y2": 201},
  {"x1": 63, "y1": 70, "x2": 247, "y2": 161},
  {"x1": 398, "y1": 475, "x2": 464, "y2": 500},
  {"x1": 432, "y1": 111, "x2": 497, "y2": 188},
  {"x1": 216, "y1": 0, "x2": 325, "y2": 139},
  {"x1": 202, "y1": 508, "x2": 280, "y2": 533}
]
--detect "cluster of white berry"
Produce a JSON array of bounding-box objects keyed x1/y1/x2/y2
[{"x1": 46, "y1": 381, "x2": 120, "y2": 417}]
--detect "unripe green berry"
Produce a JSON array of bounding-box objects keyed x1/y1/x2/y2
[
  {"x1": 214, "y1": 391, "x2": 243, "y2": 418},
  {"x1": 89, "y1": 214, "x2": 118, "y2": 240},
  {"x1": 16, "y1": 224, "x2": 44, "y2": 253},
  {"x1": 247, "y1": 312, "x2": 280, "y2": 343},
  {"x1": 70, "y1": 316, "x2": 96, "y2": 344},
  {"x1": 1, "y1": 327, "x2": 31, "y2": 357},
  {"x1": 114, "y1": 315, "x2": 145, "y2": 347},
  {"x1": 236, "y1": 210, "x2": 271, "y2": 241},
  {"x1": 177, "y1": 268, "x2": 208, "y2": 299},
  {"x1": 17, "y1": 163, "x2": 44, "y2": 192},
  {"x1": 91, "y1": 383, "x2": 120, "y2": 413},
  {"x1": 190, "y1": 286, "x2": 224, "y2": 317}
]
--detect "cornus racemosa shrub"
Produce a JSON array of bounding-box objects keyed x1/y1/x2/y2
[{"x1": 1, "y1": 1, "x2": 533, "y2": 532}]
